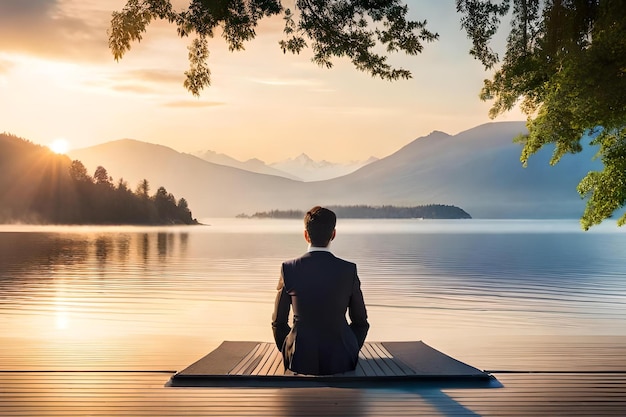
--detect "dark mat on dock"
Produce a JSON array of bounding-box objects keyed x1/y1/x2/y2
[{"x1": 168, "y1": 341, "x2": 491, "y2": 387}]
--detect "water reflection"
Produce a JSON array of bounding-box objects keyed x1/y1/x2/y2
[
  {"x1": 0, "y1": 220, "x2": 625, "y2": 374},
  {"x1": 94, "y1": 236, "x2": 110, "y2": 273},
  {"x1": 0, "y1": 231, "x2": 191, "y2": 277},
  {"x1": 157, "y1": 233, "x2": 167, "y2": 257},
  {"x1": 140, "y1": 233, "x2": 149, "y2": 263},
  {"x1": 0, "y1": 232, "x2": 89, "y2": 276},
  {"x1": 179, "y1": 232, "x2": 189, "y2": 255},
  {"x1": 117, "y1": 234, "x2": 130, "y2": 263}
]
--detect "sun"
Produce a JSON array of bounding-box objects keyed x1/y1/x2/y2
[{"x1": 49, "y1": 138, "x2": 70, "y2": 154}]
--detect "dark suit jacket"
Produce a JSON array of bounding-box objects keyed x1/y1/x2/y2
[{"x1": 271, "y1": 251, "x2": 369, "y2": 375}]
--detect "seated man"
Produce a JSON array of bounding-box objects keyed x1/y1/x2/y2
[{"x1": 271, "y1": 206, "x2": 369, "y2": 375}]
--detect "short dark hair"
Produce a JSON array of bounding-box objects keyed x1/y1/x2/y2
[{"x1": 304, "y1": 206, "x2": 336, "y2": 247}]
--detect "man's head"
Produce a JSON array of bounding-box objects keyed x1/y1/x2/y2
[{"x1": 304, "y1": 206, "x2": 336, "y2": 247}]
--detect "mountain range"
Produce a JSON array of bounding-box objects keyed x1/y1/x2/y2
[
  {"x1": 190, "y1": 150, "x2": 377, "y2": 181},
  {"x1": 68, "y1": 121, "x2": 601, "y2": 219}
]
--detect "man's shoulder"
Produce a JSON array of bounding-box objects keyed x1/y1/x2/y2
[
  {"x1": 283, "y1": 252, "x2": 356, "y2": 268},
  {"x1": 331, "y1": 254, "x2": 356, "y2": 269},
  {"x1": 282, "y1": 252, "x2": 308, "y2": 265}
]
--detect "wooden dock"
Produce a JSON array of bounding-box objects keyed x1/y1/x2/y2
[
  {"x1": 1, "y1": 337, "x2": 625, "y2": 416},
  {"x1": 1, "y1": 371, "x2": 625, "y2": 416}
]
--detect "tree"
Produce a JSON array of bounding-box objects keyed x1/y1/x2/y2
[
  {"x1": 135, "y1": 178, "x2": 150, "y2": 199},
  {"x1": 456, "y1": 0, "x2": 626, "y2": 229},
  {"x1": 69, "y1": 160, "x2": 92, "y2": 183},
  {"x1": 94, "y1": 166, "x2": 113, "y2": 186},
  {"x1": 154, "y1": 186, "x2": 174, "y2": 218},
  {"x1": 109, "y1": 0, "x2": 625, "y2": 228},
  {"x1": 177, "y1": 197, "x2": 194, "y2": 223},
  {"x1": 117, "y1": 177, "x2": 130, "y2": 192},
  {"x1": 108, "y1": 0, "x2": 438, "y2": 96}
]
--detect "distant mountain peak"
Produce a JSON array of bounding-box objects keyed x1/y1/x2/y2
[
  {"x1": 244, "y1": 158, "x2": 268, "y2": 169},
  {"x1": 426, "y1": 130, "x2": 451, "y2": 139},
  {"x1": 294, "y1": 153, "x2": 314, "y2": 163},
  {"x1": 190, "y1": 149, "x2": 300, "y2": 180},
  {"x1": 196, "y1": 149, "x2": 218, "y2": 157},
  {"x1": 78, "y1": 138, "x2": 176, "y2": 153},
  {"x1": 270, "y1": 153, "x2": 375, "y2": 181}
]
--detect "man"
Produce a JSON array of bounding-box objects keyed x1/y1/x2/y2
[{"x1": 271, "y1": 206, "x2": 369, "y2": 375}]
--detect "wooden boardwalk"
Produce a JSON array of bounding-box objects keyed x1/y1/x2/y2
[
  {"x1": 1, "y1": 337, "x2": 625, "y2": 416},
  {"x1": 1, "y1": 371, "x2": 625, "y2": 416}
]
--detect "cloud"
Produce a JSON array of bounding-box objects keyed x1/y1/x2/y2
[
  {"x1": 0, "y1": 1, "x2": 287, "y2": 65},
  {"x1": 122, "y1": 69, "x2": 183, "y2": 85},
  {"x1": 103, "y1": 68, "x2": 186, "y2": 95},
  {"x1": 77, "y1": 67, "x2": 187, "y2": 96},
  {"x1": 163, "y1": 101, "x2": 225, "y2": 108},
  {"x1": 0, "y1": 0, "x2": 112, "y2": 62},
  {"x1": 110, "y1": 83, "x2": 159, "y2": 95},
  {"x1": 0, "y1": 0, "x2": 56, "y2": 18}
]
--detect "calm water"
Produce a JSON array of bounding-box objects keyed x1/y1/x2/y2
[{"x1": 1, "y1": 219, "x2": 625, "y2": 372}]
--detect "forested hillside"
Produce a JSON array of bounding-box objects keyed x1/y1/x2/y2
[{"x1": 0, "y1": 133, "x2": 198, "y2": 225}]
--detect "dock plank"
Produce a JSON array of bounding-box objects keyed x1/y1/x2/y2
[
  {"x1": 356, "y1": 350, "x2": 378, "y2": 376},
  {"x1": 360, "y1": 343, "x2": 393, "y2": 376},
  {"x1": 252, "y1": 345, "x2": 281, "y2": 376},
  {"x1": 240, "y1": 343, "x2": 272, "y2": 375},
  {"x1": 369, "y1": 343, "x2": 409, "y2": 377},
  {"x1": 353, "y1": 360, "x2": 367, "y2": 377},
  {"x1": 227, "y1": 343, "x2": 262, "y2": 375},
  {"x1": 370, "y1": 342, "x2": 414, "y2": 376},
  {"x1": 267, "y1": 349, "x2": 285, "y2": 376}
]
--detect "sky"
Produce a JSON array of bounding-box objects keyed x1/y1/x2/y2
[{"x1": 0, "y1": 0, "x2": 525, "y2": 163}]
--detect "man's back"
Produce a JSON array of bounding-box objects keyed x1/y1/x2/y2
[{"x1": 272, "y1": 251, "x2": 369, "y2": 375}]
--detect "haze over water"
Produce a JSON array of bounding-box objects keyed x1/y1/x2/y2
[{"x1": 1, "y1": 219, "x2": 625, "y2": 373}]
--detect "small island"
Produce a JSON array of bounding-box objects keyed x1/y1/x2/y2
[{"x1": 237, "y1": 204, "x2": 471, "y2": 220}]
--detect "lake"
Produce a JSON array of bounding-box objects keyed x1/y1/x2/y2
[{"x1": 1, "y1": 219, "x2": 625, "y2": 374}]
